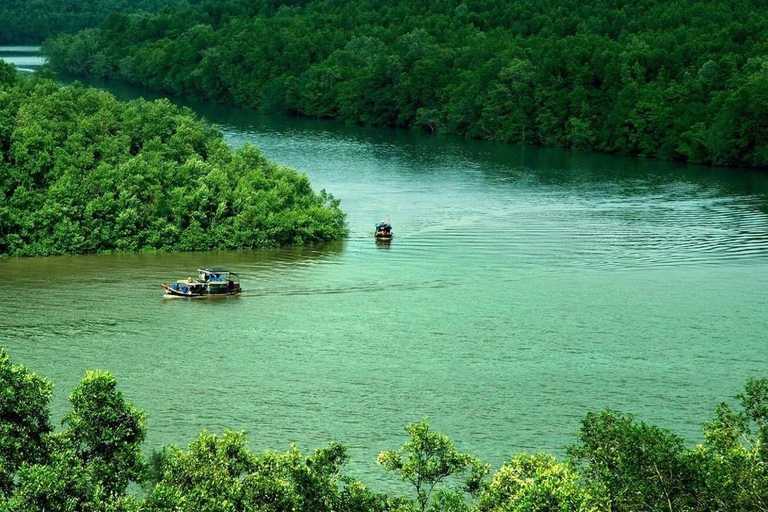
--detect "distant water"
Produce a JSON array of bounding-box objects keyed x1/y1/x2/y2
[
  {"x1": 0, "y1": 46, "x2": 46, "y2": 72},
  {"x1": 2, "y1": 66, "x2": 768, "y2": 487},
  {"x1": 0, "y1": 46, "x2": 42, "y2": 52}
]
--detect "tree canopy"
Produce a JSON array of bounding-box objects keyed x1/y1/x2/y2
[
  {"x1": 0, "y1": 0, "x2": 190, "y2": 44},
  {"x1": 2, "y1": 345, "x2": 768, "y2": 511},
  {"x1": 42, "y1": 0, "x2": 768, "y2": 168},
  {"x1": 0, "y1": 63, "x2": 346, "y2": 257}
]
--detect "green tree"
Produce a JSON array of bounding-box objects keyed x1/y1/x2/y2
[
  {"x1": 0, "y1": 347, "x2": 53, "y2": 498},
  {"x1": 689, "y1": 378, "x2": 768, "y2": 511},
  {"x1": 568, "y1": 410, "x2": 695, "y2": 512},
  {"x1": 146, "y1": 430, "x2": 389, "y2": 512},
  {"x1": 3, "y1": 355, "x2": 145, "y2": 512},
  {"x1": 378, "y1": 418, "x2": 488, "y2": 512},
  {"x1": 61, "y1": 371, "x2": 147, "y2": 498},
  {"x1": 476, "y1": 453, "x2": 597, "y2": 512},
  {"x1": 0, "y1": 0, "x2": 186, "y2": 44}
]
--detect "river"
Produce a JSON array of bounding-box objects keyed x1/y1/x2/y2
[
  {"x1": 0, "y1": 46, "x2": 46, "y2": 72},
  {"x1": 2, "y1": 49, "x2": 768, "y2": 485}
]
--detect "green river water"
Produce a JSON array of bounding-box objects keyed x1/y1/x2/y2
[{"x1": 2, "y1": 50, "x2": 768, "y2": 484}]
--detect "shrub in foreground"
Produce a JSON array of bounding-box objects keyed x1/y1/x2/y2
[{"x1": 2, "y1": 345, "x2": 767, "y2": 511}]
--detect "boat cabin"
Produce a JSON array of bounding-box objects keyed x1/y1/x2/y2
[
  {"x1": 198, "y1": 268, "x2": 241, "y2": 293},
  {"x1": 169, "y1": 281, "x2": 206, "y2": 295},
  {"x1": 375, "y1": 222, "x2": 393, "y2": 238}
]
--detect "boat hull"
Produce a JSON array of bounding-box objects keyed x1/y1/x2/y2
[{"x1": 162, "y1": 284, "x2": 241, "y2": 298}]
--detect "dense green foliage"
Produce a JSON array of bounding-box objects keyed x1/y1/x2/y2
[
  {"x1": 44, "y1": 0, "x2": 768, "y2": 168},
  {"x1": 0, "y1": 63, "x2": 346, "y2": 257},
  {"x1": 0, "y1": 349, "x2": 52, "y2": 498},
  {"x1": 0, "y1": 0, "x2": 189, "y2": 44},
  {"x1": 378, "y1": 418, "x2": 489, "y2": 511},
  {"x1": 2, "y1": 345, "x2": 768, "y2": 511},
  {"x1": 1, "y1": 349, "x2": 147, "y2": 511}
]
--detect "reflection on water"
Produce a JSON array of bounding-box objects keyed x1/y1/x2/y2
[{"x1": 1, "y1": 61, "x2": 768, "y2": 487}]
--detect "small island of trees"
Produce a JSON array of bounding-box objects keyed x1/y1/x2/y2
[{"x1": 0, "y1": 63, "x2": 346, "y2": 257}]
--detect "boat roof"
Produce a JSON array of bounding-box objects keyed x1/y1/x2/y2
[{"x1": 198, "y1": 268, "x2": 239, "y2": 276}]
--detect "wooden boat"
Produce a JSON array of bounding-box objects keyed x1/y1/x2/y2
[
  {"x1": 374, "y1": 222, "x2": 393, "y2": 239},
  {"x1": 162, "y1": 268, "x2": 242, "y2": 298}
]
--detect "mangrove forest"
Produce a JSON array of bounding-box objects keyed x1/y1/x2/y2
[
  {"x1": 0, "y1": 62, "x2": 346, "y2": 257},
  {"x1": 0, "y1": 0, "x2": 189, "y2": 45},
  {"x1": 42, "y1": 0, "x2": 768, "y2": 168}
]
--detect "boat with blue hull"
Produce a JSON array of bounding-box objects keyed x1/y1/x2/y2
[{"x1": 162, "y1": 269, "x2": 242, "y2": 298}]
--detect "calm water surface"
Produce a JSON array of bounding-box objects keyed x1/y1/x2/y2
[{"x1": 2, "y1": 50, "x2": 768, "y2": 484}]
